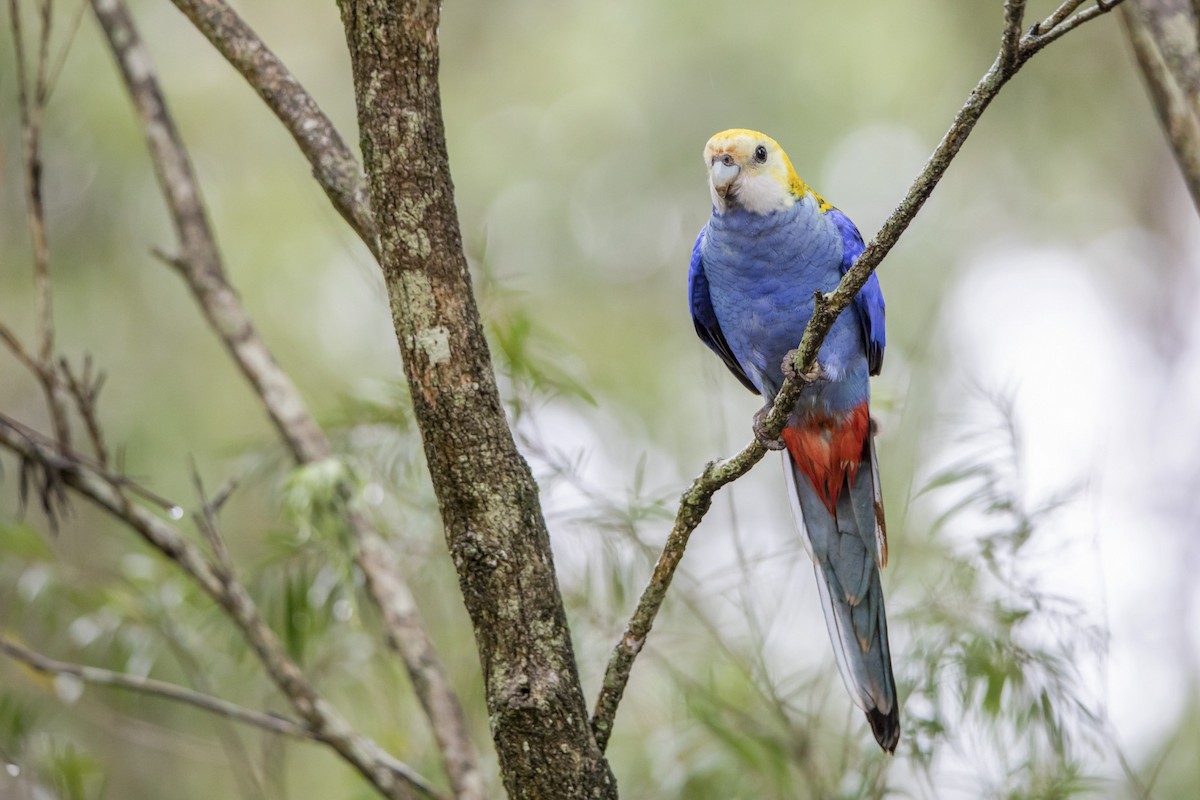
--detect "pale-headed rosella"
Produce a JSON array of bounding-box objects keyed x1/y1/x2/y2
[{"x1": 688, "y1": 129, "x2": 898, "y2": 752}]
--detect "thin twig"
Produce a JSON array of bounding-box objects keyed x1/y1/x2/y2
[
  {"x1": 44, "y1": 0, "x2": 88, "y2": 100},
  {"x1": 167, "y1": 0, "x2": 378, "y2": 257},
  {"x1": 0, "y1": 410, "x2": 176, "y2": 513},
  {"x1": 7, "y1": 0, "x2": 29, "y2": 110},
  {"x1": 0, "y1": 321, "x2": 42, "y2": 377},
  {"x1": 7, "y1": 0, "x2": 72, "y2": 447},
  {"x1": 1026, "y1": 0, "x2": 1125, "y2": 53},
  {"x1": 0, "y1": 416, "x2": 443, "y2": 800},
  {"x1": 1001, "y1": 0, "x2": 1029, "y2": 73},
  {"x1": 189, "y1": 457, "x2": 237, "y2": 573},
  {"x1": 0, "y1": 635, "x2": 317, "y2": 742},
  {"x1": 30, "y1": 0, "x2": 53, "y2": 365},
  {"x1": 90, "y1": 3, "x2": 482, "y2": 794},
  {"x1": 61, "y1": 355, "x2": 109, "y2": 466},
  {"x1": 8, "y1": 0, "x2": 52, "y2": 369},
  {"x1": 1035, "y1": 0, "x2": 1091, "y2": 33},
  {"x1": 589, "y1": 0, "x2": 1128, "y2": 752}
]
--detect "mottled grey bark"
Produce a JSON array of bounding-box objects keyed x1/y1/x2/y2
[{"x1": 336, "y1": 1, "x2": 618, "y2": 798}]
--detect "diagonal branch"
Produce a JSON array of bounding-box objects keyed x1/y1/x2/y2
[
  {"x1": 89, "y1": 0, "x2": 327, "y2": 466},
  {"x1": 1035, "y1": 0, "x2": 1091, "y2": 34},
  {"x1": 0, "y1": 415, "x2": 441, "y2": 800},
  {"x1": 0, "y1": 320, "x2": 42, "y2": 378},
  {"x1": 167, "y1": 0, "x2": 378, "y2": 257},
  {"x1": 589, "y1": 0, "x2": 1128, "y2": 752},
  {"x1": 1026, "y1": 1, "x2": 1127, "y2": 53},
  {"x1": 0, "y1": 635, "x2": 435, "y2": 794},
  {"x1": 1121, "y1": 0, "x2": 1200, "y2": 212},
  {"x1": 0, "y1": 411, "x2": 176, "y2": 514},
  {"x1": 87, "y1": 2, "x2": 480, "y2": 795},
  {"x1": 1, "y1": 635, "x2": 318, "y2": 743}
]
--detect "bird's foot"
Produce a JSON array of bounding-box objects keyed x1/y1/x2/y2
[
  {"x1": 753, "y1": 405, "x2": 788, "y2": 451},
  {"x1": 781, "y1": 350, "x2": 828, "y2": 386}
]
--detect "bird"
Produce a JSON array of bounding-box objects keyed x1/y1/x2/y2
[{"x1": 688, "y1": 129, "x2": 898, "y2": 752}]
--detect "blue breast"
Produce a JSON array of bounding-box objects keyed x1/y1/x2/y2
[{"x1": 700, "y1": 196, "x2": 870, "y2": 415}]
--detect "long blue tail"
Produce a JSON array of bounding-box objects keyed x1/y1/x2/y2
[{"x1": 785, "y1": 427, "x2": 899, "y2": 752}]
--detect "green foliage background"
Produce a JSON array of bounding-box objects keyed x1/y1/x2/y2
[{"x1": 2, "y1": 1, "x2": 1197, "y2": 798}]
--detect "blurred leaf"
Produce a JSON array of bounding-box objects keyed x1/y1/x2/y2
[
  {"x1": 0, "y1": 521, "x2": 54, "y2": 562},
  {"x1": 0, "y1": 693, "x2": 37, "y2": 756},
  {"x1": 490, "y1": 308, "x2": 596, "y2": 407},
  {"x1": 43, "y1": 741, "x2": 106, "y2": 800}
]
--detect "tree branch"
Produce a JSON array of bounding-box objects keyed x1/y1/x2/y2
[
  {"x1": 0, "y1": 411, "x2": 177, "y2": 515},
  {"x1": 0, "y1": 414, "x2": 441, "y2": 800},
  {"x1": 589, "y1": 0, "x2": 1128, "y2": 752},
  {"x1": 1027, "y1": 0, "x2": 1125, "y2": 52},
  {"x1": 0, "y1": 635, "x2": 438, "y2": 795},
  {"x1": 7, "y1": 0, "x2": 72, "y2": 448},
  {"x1": 1002, "y1": 0, "x2": 1029, "y2": 73},
  {"x1": 1121, "y1": 0, "x2": 1200, "y2": 212},
  {"x1": 0, "y1": 320, "x2": 41, "y2": 378},
  {"x1": 0, "y1": 636, "x2": 318, "y2": 742},
  {"x1": 1034, "y1": 0, "x2": 1090, "y2": 34},
  {"x1": 339, "y1": 1, "x2": 618, "y2": 797},
  {"x1": 167, "y1": 0, "x2": 379, "y2": 257},
  {"x1": 60, "y1": 355, "x2": 110, "y2": 468},
  {"x1": 89, "y1": 0, "x2": 327, "y2": 466},
  {"x1": 10, "y1": 0, "x2": 53, "y2": 366},
  {"x1": 88, "y1": 3, "x2": 481, "y2": 794}
]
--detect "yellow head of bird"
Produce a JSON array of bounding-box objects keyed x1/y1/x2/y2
[{"x1": 704, "y1": 129, "x2": 811, "y2": 214}]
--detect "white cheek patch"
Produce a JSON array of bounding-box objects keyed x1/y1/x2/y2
[{"x1": 733, "y1": 173, "x2": 793, "y2": 214}]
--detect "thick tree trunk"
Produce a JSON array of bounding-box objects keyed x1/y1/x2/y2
[{"x1": 337, "y1": 2, "x2": 619, "y2": 798}]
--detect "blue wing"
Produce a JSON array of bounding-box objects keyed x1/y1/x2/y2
[
  {"x1": 689, "y1": 230, "x2": 759, "y2": 394},
  {"x1": 827, "y1": 209, "x2": 886, "y2": 376}
]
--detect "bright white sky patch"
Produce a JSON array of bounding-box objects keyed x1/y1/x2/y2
[{"x1": 941, "y1": 241, "x2": 1199, "y2": 761}]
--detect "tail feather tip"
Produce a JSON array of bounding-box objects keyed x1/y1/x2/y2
[{"x1": 867, "y1": 707, "x2": 900, "y2": 754}]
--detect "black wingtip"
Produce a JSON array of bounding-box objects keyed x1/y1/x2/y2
[{"x1": 867, "y1": 707, "x2": 900, "y2": 754}]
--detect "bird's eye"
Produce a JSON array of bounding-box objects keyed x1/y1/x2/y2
[{"x1": 754, "y1": 145, "x2": 768, "y2": 163}]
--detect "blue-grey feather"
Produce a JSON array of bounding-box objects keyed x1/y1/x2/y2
[
  {"x1": 689, "y1": 231, "x2": 759, "y2": 394},
  {"x1": 827, "y1": 208, "x2": 886, "y2": 376},
  {"x1": 789, "y1": 456, "x2": 896, "y2": 719},
  {"x1": 690, "y1": 185, "x2": 898, "y2": 752},
  {"x1": 696, "y1": 196, "x2": 870, "y2": 415}
]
